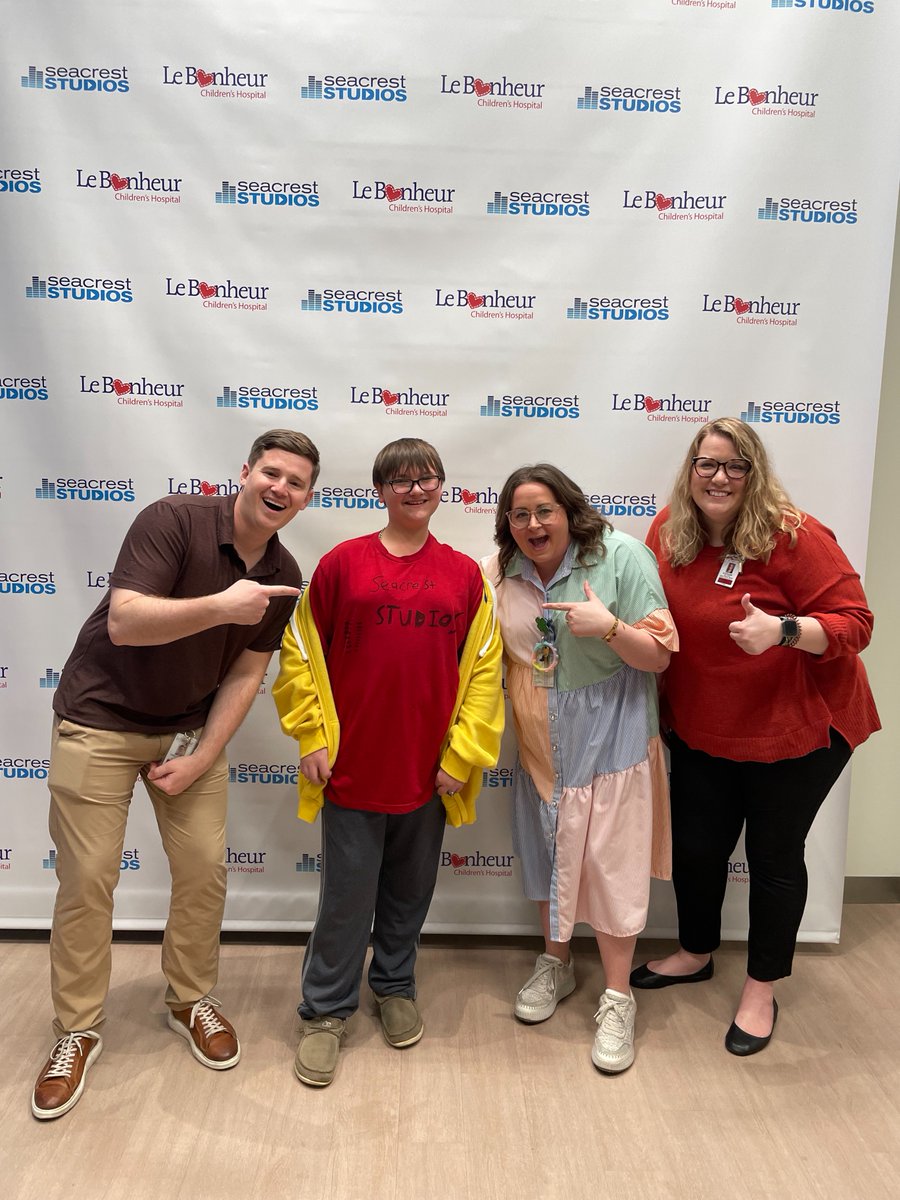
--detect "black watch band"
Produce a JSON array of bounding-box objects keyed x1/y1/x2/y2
[{"x1": 779, "y1": 614, "x2": 801, "y2": 647}]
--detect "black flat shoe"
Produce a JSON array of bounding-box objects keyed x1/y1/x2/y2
[
  {"x1": 629, "y1": 957, "x2": 714, "y2": 990},
  {"x1": 724, "y1": 999, "x2": 778, "y2": 1056}
]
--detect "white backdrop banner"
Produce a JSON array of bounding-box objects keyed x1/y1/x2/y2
[{"x1": 2, "y1": 0, "x2": 897, "y2": 939}]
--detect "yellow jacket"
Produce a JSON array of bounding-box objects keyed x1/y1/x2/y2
[{"x1": 272, "y1": 572, "x2": 504, "y2": 826}]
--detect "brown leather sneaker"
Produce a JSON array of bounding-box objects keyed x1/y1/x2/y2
[
  {"x1": 32, "y1": 1030, "x2": 103, "y2": 1120},
  {"x1": 167, "y1": 995, "x2": 241, "y2": 1069}
]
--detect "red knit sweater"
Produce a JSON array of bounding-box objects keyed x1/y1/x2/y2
[{"x1": 647, "y1": 509, "x2": 880, "y2": 762}]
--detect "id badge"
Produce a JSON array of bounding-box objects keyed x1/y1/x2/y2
[
  {"x1": 531, "y1": 615, "x2": 558, "y2": 688},
  {"x1": 162, "y1": 731, "x2": 199, "y2": 763},
  {"x1": 715, "y1": 554, "x2": 743, "y2": 588}
]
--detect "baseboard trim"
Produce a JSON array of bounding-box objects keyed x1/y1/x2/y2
[{"x1": 843, "y1": 877, "x2": 900, "y2": 903}]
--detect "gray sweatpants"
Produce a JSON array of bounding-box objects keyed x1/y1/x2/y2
[{"x1": 299, "y1": 794, "x2": 447, "y2": 1019}]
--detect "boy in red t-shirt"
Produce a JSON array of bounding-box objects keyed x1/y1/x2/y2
[{"x1": 274, "y1": 438, "x2": 503, "y2": 1087}]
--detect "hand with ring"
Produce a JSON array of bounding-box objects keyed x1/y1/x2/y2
[{"x1": 435, "y1": 767, "x2": 465, "y2": 796}]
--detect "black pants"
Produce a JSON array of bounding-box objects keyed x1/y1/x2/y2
[
  {"x1": 299, "y1": 794, "x2": 447, "y2": 1019},
  {"x1": 668, "y1": 730, "x2": 852, "y2": 982}
]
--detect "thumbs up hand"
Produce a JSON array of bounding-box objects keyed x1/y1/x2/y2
[{"x1": 728, "y1": 593, "x2": 782, "y2": 656}]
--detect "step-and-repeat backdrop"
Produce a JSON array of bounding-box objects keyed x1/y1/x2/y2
[{"x1": 3, "y1": 0, "x2": 898, "y2": 938}]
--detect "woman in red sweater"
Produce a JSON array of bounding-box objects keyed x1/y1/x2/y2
[{"x1": 630, "y1": 417, "x2": 879, "y2": 1055}]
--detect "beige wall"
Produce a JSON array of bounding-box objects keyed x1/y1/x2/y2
[{"x1": 847, "y1": 198, "x2": 900, "y2": 876}]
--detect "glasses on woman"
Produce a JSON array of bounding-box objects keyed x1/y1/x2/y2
[
  {"x1": 691, "y1": 457, "x2": 752, "y2": 480},
  {"x1": 386, "y1": 474, "x2": 443, "y2": 494},
  {"x1": 506, "y1": 503, "x2": 563, "y2": 530}
]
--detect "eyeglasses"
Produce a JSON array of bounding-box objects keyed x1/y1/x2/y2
[
  {"x1": 691, "y1": 457, "x2": 752, "y2": 481},
  {"x1": 506, "y1": 503, "x2": 562, "y2": 530},
  {"x1": 385, "y1": 474, "x2": 443, "y2": 495}
]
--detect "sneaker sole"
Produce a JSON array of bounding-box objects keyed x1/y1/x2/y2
[
  {"x1": 591, "y1": 1047, "x2": 635, "y2": 1074},
  {"x1": 31, "y1": 1038, "x2": 103, "y2": 1120},
  {"x1": 167, "y1": 1010, "x2": 241, "y2": 1070},
  {"x1": 381, "y1": 1024, "x2": 424, "y2": 1049},
  {"x1": 293, "y1": 1060, "x2": 336, "y2": 1087},
  {"x1": 514, "y1": 977, "x2": 577, "y2": 1024}
]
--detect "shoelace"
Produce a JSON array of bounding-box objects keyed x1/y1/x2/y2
[
  {"x1": 44, "y1": 1032, "x2": 93, "y2": 1079},
  {"x1": 593, "y1": 998, "x2": 627, "y2": 1038},
  {"x1": 188, "y1": 996, "x2": 229, "y2": 1037},
  {"x1": 524, "y1": 960, "x2": 559, "y2": 999}
]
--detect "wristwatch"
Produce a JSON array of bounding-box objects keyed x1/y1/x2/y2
[{"x1": 778, "y1": 614, "x2": 801, "y2": 647}]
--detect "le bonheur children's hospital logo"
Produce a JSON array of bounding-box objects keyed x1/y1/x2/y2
[
  {"x1": 352, "y1": 179, "x2": 455, "y2": 215},
  {"x1": 162, "y1": 65, "x2": 268, "y2": 100},
  {"x1": 612, "y1": 389, "x2": 712, "y2": 424},
  {"x1": 622, "y1": 188, "x2": 726, "y2": 223},
  {"x1": 701, "y1": 290, "x2": 800, "y2": 327},
  {"x1": 165, "y1": 275, "x2": 268, "y2": 312},
  {"x1": 349, "y1": 383, "x2": 449, "y2": 419},
  {"x1": 75, "y1": 169, "x2": 181, "y2": 205},
  {"x1": 712, "y1": 81, "x2": 818, "y2": 118},
  {"x1": 435, "y1": 287, "x2": 535, "y2": 321},
  {"x1": 439, "y1": 72, "x2": 544, "y2": 110},
  {"x1": 79, "y1": 373, "x2": 185, "y2": 409}
]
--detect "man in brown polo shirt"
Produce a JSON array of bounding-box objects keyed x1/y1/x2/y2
[{"x1": 31, "y1": 429, "x2": 319, "y2": 1121}]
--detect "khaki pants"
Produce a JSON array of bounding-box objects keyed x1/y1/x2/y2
[{"x1": 47, "y1": 717, "x2": 229, "y2": 1036}]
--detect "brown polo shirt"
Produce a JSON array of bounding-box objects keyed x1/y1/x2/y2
[{"x1": 53, "y1": 493, "x2": 301, "y2": 732}]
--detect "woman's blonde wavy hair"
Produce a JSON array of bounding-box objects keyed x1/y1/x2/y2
[{"x1": 661, "y1": 417, "x2": 804, "y2": 566}]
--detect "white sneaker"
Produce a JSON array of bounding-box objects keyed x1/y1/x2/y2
[
  {"x1": 514, "y1": 952, "x2": 576, "y2": 1023},
  {"x1": 592, "y1": 989, "x2": 636, "y2": 1073}
]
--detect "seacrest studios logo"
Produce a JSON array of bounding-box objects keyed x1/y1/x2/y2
[
  {"x1": 1, "y1": 167, "x2": 41, "y2": 195},
  {"x1": 38, "y1": 667, "x2": 60, "y2": 690},
  {"x1": 2, "y1": 756, "x2": 50, "y2": 781},
  {"x1": 25, "y1": 274, "x2": 132, "y2": 303},
  {"x1": 75, "y1": 169, "x2": 182, "y2": 206},
  {"x1": 713, "y1": 82, "x2": 818, "y2": 118},
  {"x1": 21, "y1": 64, "x2": 129, "y2": 94},
  {"x1": 307, "y1": 484, "x2": 386, "y2": 511},
  {"x1": 300, "y1": 73, "x2": 406, "y2": 102},
  {"x1": 0, "y1": 569, "x2": 57, "y2": 595},
  {"x1": 165, "y1": 275, "x2": 268, "y2": 312},
  {"x1": 482, "y1": 767, "x2": 514, "y2": 789},
  {"x1": 702, "y1": 291, "x2": 800, "y2": 327},
  {"x1": 349, "y1": 383, "x2": 449, "y2": 419},
  {"x1": 216, "y1": 381, "x2": 318, "y2": 413},
  {"x1": 612, "y1": 389, "x2": 713, "y2": 424},
  {"x1": 162, "y1": 65, "x2": 268, "y2": 101},
  {"x1": 741, "y1": 399, "x2": 840, "y2": 426},
  {"x1": 440, "y1": 848, "x2": 514, "y2": 877},
  {"x1": 215, "y1": 177, "x2": 319, "y2": 209},
  {"x1": 585, "y1": 490, "x2": 658, "y2": 519},
  {"x1": 80, "y1": 373, "x2": 184, "y2": 409},
  {"x1": 577, "y1": 83, "x2": 681, "y2": 114},
  {"x1": 566, "y1": 293, "x2": 669, "y2": 322},
  {"x1": 435, "y1": 287, "x2": 536, "y2": 321},
  {"x1": 439, "y1": 72, "x2": 544, "y2": 110},
  {"x1": 757, "y1": 194, "x2": 858, "y2": 226},
  {"x1": 296, "y1": 851, "x2": 323, "y2": 873},
  {"x1": 480, "y1": 392, "x2": 580, "y2": 421},
  {"x1": 771, "y1": 0, "x2": 874, "y2": 14},
  {"x1": 1, "y1": 374, "x2": 48, "y2": 401},
  {"x1": 486, "y1": 187, "x2": 589, "y2": 219},
  {"x1": 300, "y1": 287, "x2": 403, "y2": 316},
  {"x1": 35, "y1": 474, "x2": 135, "y2": 503},
  {"x1": 623, "y1": 188, "x2": 726, "y2": 223},
  {"x1": 352, "y1": 178, "x2": 455, "y2": 215}
]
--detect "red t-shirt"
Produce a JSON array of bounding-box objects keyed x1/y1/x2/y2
[{"x1": 309, "y1": 532, "x2": 483, "y2": 812}]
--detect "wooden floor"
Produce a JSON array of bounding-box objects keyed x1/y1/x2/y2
[{"x1": 3, "y1": 906, "x2": 899, "y2": 1200}]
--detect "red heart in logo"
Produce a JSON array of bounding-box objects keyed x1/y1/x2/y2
[
  {"x1": 450, "y1": 853, "x2": 465, "y2": 868},
  {"x1": 466, "y1": 292, "x2": 485, "y2": 308},
  {"x1": 655, "y1": 193, "x2": 672, "y2": 210},
  {"x1": 200, "y1": 481, "x2": 217, "y2": 496},
  {"x1": 198, "y1": 282, "x2": 217, "y2": 299},
  {"x1": 112, "y1": 378, "x2": 131, "y2": 396},
  {"x1": 110, "y1": 174, "x2": 129, "y2": 191},
  {"x1": 473, "y1": 78, "x2": 491, "y2": 97},
  {"x1": 385, "y1": 184, "x2": 403, "y2": 202},
  {"x1": 644, "y1": 395, "x2": 661, "y2": 412},
  {"x1": 196, "y1": 69, "x2": 214, "y2": 88},
  {"x1": 748, "y1": 88, "x2": 766, "y2": 106},
  {"x1": 461, "y1": 489, "x2": 478, "y2": 504},
  {"x1": 382, "y1": 390, "x2": 400, "y2": 406},
  {"x1": 734, "y1": 297, "x2": 750, "y2": 314}
]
